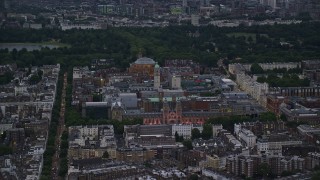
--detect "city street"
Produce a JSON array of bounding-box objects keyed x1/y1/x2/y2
[{"x1": 51, "y1": 72, "x2": 67, "y2": 180}]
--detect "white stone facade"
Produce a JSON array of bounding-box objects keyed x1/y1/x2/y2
[
  {"x1": 229, "y1": 62, "x2": 300, "y2": 74},
  {"x1": 238, "y1": 129, "x2": 256, "y2": 148},
  {"x1": 69, "y1": 125, "x2": 116, "y2": 148},
  {"x1": 170, "y1": 74, "x2": 181, "y2": 89},
  {"x1": 236, "y1": 73, "x2": 268, "y2": 107},
  {"x1": 257, "y1": 140, "x2": 302, "y2": 156},
  {"x1": 172, "y1": 124, "x2": 203, "y2": 139},
  {"x1": 172, "y1": 124, "x2": 192, "y2": 139}
]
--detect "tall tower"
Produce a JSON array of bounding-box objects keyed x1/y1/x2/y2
[
  {"x1": 111, "y1": 102, "x2": 124, "y2": 121},
  {"x1": 175, "y1": 99, "x2": 182, "y2": 123},
  {"x1": 154, "y1": 63, "x2": 160, "y2": 90},
  {"x1": 162, "y1": 99, "x2": 170, "y2": 124}
]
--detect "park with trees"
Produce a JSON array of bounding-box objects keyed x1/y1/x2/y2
[{"x1": 0, "y1": 22, "x2": 319, "y2": 71}]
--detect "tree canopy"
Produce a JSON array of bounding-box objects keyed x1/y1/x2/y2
[
  {"x1": 258, "y1": 74, "x2": 310, "y2": 87},
  {"x1": 250, "y1": 63, "x2": 264, "y2": 74},
  {"x1": 102, "y1": 151, "x2": 109, "y2": 159},
  {"x1": 259, "y1": 112, "x2": 277, "y2": 121},
  {"x1": 0, "y1": 145, "x2": 12, "y2": 156},
  {"x1": 0, "y1": 22, "x2": 320, "y2": 70},
  {"x1": 175, "y1": 131, "x2": 184, "y2": 142},
  {"x1": 0, "y1": 71, "x2": 14, "y2": 85},
  {"x1": 183, "y1": 140, "x2": 193, "y2": 150},
  {"x1": 191, "y1": 128, "x2": 201, "y2": 140},
  {"x1": 312, "y1": 171, "x2": 320, "y2": 180},
  {"x1": 201, "y1": 124, "x2": 212, "y2": 140}
]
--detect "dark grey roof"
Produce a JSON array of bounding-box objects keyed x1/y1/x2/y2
[{"x1": 134, "y1": 57, "x2": 155, "y2": 65}]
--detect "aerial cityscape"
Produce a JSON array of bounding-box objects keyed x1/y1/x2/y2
[{"x1": 0, "y1": 0, "x2": 320, "y2": 180}]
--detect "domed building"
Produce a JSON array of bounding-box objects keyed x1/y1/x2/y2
[{"x1": 128, "y1": 57, "x2": 156, "y2": 77}]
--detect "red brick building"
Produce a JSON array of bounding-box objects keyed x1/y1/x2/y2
[
  {"x1": 143, "y1": 100, "x2": 212, "y2": 125},
  {"x1": 266, "y1": 95, "x2": 287, "y2": 115},
  {"x1": 128, "y1": 57, "x2": 156, "y2": 77}
]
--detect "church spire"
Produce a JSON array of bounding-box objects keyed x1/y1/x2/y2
[{"x1": 154, "y1": 62, "x2": 160, "y2": 90}]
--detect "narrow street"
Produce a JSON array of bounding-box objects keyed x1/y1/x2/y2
[{"x1": 51, "y1": 72, "x2": 67, "y2": 180}]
